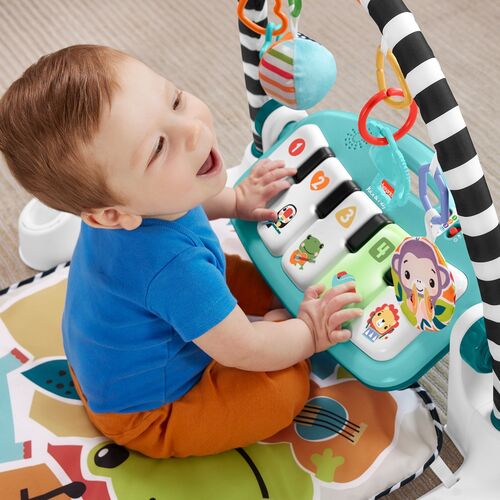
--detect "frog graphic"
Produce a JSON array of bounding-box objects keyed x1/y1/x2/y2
[
  {"x1": 87, "y1": 441, "x2": 312, "y2": 499},
  {"x1": 290, "y1": 235, "x2": 324, "y2": 270}
]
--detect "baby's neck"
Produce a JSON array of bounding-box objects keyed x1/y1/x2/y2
[{"x1": 146, "y1": 211, "x2": 189, "y2": 222}]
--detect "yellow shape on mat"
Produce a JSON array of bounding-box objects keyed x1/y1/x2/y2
[
  {"x1": 0, "y1": 280, "x2": 67, "y2": 359},
  {"x1": 30, "y1": 389, "x2": 101, "y2": 438}
]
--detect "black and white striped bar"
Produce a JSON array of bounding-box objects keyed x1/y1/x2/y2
[
  {"x1": 375, "y1": 383, "x2": 444, "y2": 498},
  {"x1": 237, "y1": 0, "x2": 271, "y2": 153},
  {"x1": 359, "y1": 0, "x2": 500, "y2": 428}
]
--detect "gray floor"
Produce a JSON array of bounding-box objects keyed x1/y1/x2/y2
[{"x1": 0, "y1": 0, "x2": 499, "y2": 419}]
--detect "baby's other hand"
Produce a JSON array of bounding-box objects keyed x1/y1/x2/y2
[
  {"x1": 297, "y1": 282, "x2": 363, "y2": 353},
  {"x1": 235, "y1": 159, "x2": 297, "y2": 221}
]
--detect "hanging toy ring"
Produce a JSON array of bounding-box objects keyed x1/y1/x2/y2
[
  {"x1": 358, "y1": 88, "x2": 418, "y2": 146},
  {"x1": 376, "y1": 46, "x2": 413, "y2": 110},
  {"x1": 287, "y1": 0, "x2": 302, "y2": 17},
  {"x1": 419, "y1": 159, "x2": 450, "y2": 226},
  {"x1": 287, "y1": 0, "x2": 302, "y2": 37},
  {"x1": 237, "y1": 0, "x2": 289, "y2": 36}
]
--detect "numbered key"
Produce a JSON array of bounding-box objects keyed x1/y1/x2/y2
[
  {"x1": 316, "y1": 224, "x2": 409, "y2": 309},
  {"x1": 258, "y1": 157, "x2": 351, "y2": 256},
  {"x1": 283, "y1": 191, "x2": 382, "y2": 290},
  {"x1": 267, "y1": 124, "x2": 330, "y2": 169}
]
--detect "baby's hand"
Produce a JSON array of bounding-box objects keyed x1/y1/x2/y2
[
  {"x1": 297, "y1": 282, "x2": 363, "y2": 353},
  {"x1": 234, "y1": 159, "x2": 297, "y2": 221}
]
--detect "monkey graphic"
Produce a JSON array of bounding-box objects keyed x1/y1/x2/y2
[{"x1": 391, "y1": 237, "x2": 454, "y2": 331}]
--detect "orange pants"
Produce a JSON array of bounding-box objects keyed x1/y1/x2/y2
[{"x1": 71, "y1": 254, "x2": 311, "y2": 458}]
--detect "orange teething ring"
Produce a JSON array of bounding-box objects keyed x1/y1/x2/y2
[{"x1": 237, "y1": 0, "x2": 289, "y2": 36}]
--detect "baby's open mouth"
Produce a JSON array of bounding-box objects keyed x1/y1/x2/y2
[{"x1": 197, "y1": 149, "x2": 221, "y2": 176}]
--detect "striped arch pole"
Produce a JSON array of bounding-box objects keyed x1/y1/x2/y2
[
  {"x1": 237, "y1": 0, "x2": 271, "y2": 154},
  {"x1": 359, "y1": 0, "x2": 500, "y2": 428}
]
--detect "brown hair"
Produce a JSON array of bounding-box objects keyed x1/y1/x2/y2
[{"x1": 0, "y1": 44, "x2": 126, "y2": 215}]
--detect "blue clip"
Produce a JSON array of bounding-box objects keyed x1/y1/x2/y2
[
  {"x1": 368, "y1": 124, "x2": 410, "y2": 208},
  {"x1": 418, "y1": 160, "x2": 449, "y2": 225},
  {"x1": 259, "y1": 22, "x2": 279, "y2": 59}
]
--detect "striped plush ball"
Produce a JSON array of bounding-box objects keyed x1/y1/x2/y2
[{"x1": 259, "y1": 36, "x2": 336, "y2": 110}]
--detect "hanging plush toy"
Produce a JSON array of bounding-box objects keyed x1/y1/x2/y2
[
  {"x1": 259, "y1": 32, "x2": 336, "y2": 110},
  {"x1": 239, "y1": 0, "x2": 336, "y2": 110}
]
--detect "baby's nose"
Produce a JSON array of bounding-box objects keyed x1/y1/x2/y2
[{"x1": 184, "y1": 120, "x2": 202, "y2": 151}]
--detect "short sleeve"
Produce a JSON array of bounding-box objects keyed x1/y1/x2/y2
[{"x1": 146, "y1": 247, "x2": 237, "y2": 341}]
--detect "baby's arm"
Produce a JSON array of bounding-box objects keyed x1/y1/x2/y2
[
  {"x1": 194, "y1": 282, "x2": 362, "y2": 371},
  {"x1": 202, "y1": 159, "x2": 296, "y2": 221}
]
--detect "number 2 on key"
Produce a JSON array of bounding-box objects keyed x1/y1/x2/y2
[
  {"x1": 311, "y1": 174, "x2": 325, "y2": 190},
  {"x1": 310, "y1": 170, "x2": 330, "y2": 191}
]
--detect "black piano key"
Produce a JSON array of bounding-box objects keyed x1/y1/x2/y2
[
  {"x1": 315, "y1": 180, "x2": 361, "y2": 220},
  {"x1": 346, "y1": 214, "x2": 393, "y2": 253},
  {"x1": 292, "y1": 147, "x2": 336, "y2": 184},
  {"x1": 383, "y1": 268, "x2": 394, "y2": 286}
]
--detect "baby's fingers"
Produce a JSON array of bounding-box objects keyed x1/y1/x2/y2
[
  {"x1": 254, "y1": 159, "x2": 285, "y2": 177},
  {"x1": 253, "y1": 208, "x2": 278, "y2": 222},
  {"x1": 263, "y1": 179, "x2": 293, "y2": 199},
  {"x1": 303, "y1": 283, "x2": 325, "y2": 301},
  {"x1": 262, "y1": 167, "x2": 297, "y2": 185},
  {"x1": 328, "y1": 329, "x2": 352, "y2": 344},
  {"x1": 328, "y1": 308, "x2": 363, "y2": 330},
  {"x1": 324, "y1": 291, "x2": 362, "y2": 314},
  {"x1": 321, "y1": 281, "x2": 357, "y2": 302}
]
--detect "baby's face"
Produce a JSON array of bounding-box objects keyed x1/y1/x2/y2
[{"x1": 88, "y1": 56, "x2": 226, "y2": 220}]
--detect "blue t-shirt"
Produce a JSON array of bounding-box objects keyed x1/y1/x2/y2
[{"x1": 62, "y1": 206, "x2": 237, "y2": 413}]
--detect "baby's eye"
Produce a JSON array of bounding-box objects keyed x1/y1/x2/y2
[
  {"x1": 152, "y1": 136, "x2": 165, "y2": 161},
  {"x1": 173, "y1": 90, "x2": 183, "y2": 110}
]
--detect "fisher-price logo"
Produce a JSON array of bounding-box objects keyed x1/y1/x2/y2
[{"x1": 381, "y1": 179, "x2": 395, "y2": 199}]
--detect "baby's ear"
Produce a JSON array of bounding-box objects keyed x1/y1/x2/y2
[{"x1": 81, "y1": 208, "x2": 142, "y2": 230}]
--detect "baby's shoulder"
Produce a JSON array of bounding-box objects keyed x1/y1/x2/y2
[{"x1": 134, "y1": 223, "x2": 201, "y2": 261}]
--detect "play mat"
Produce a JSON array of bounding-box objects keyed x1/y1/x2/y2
[
  {"x1": 0, "y1": 218, "x2": 457, "y2": 500},
  {"x1": 2, "y1": 0, "x2": 499, "y2": 497}
]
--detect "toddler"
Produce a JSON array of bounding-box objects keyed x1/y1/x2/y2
[{"x1": 0, "y1": 45, "x2": 362, "y2": 458}]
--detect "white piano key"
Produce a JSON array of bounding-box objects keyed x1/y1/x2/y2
[
  {"x1": 283, "y1": 191, "x2": 382, "y2": 290},
  {"x1": 258, "y1": 157, "x2": 351, "y2": 256},
  {"x1": 349, "y1": 287, "x2": 420, "y2": 361},
  {"x1": 267, "y1": 123, "x2": 330, "y2": 167},
  {"x1": 349, "y1": 265, "x2": 467, "y2": 361}
]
